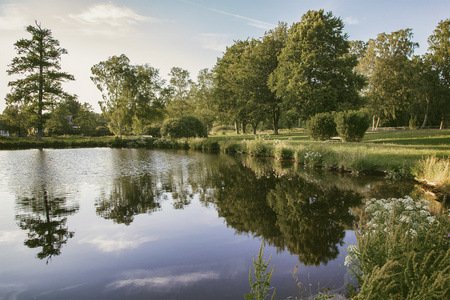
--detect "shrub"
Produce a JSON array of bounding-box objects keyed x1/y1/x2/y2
[
  {"x1": 92, "y1": 126, "x2": 112, "y2": 137},
  {"x1": 246, "y1": 136, "x2": 272, "y2": 157},
  {"x1": 335, "y1": 110, "x2": 370, "y2": 142},
  {"x1": 307, "y1": 112, "x2": 337, "y2": 141},
  {"x1": 143, "y1": 125, "x2": 161, "y2": 137},
  {"x1": 273, "y1": 143, "x2": 295, "y2": 160},
  {"x1": 161, "y1": 116, "x2": 207, "y2": 139},
  {"x1": 345, "y1": 196, "x2": 450, "y2": 299},
  {"x1": 219, "y1": 140, "x2": 242, "y2": 153}
]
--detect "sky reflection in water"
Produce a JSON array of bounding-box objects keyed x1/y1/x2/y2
[{"x1": 0, "y1": 148, "x2": 417, "y2": 300}]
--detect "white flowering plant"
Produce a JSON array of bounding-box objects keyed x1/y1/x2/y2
[{"x1": 345, "y1": 196, "x2": 450, "y2": 299}]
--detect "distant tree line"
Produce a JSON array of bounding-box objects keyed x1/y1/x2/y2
[{"x1": 2, "y1": 12, "x2": 449, "y2": 138}]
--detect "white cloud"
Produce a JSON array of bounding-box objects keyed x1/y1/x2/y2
[
  {"x1": 344, "y1": 16, "x2": 359, "y2": 25},
  {"x1": 66, "y1": 3, "x2": 156, "y2": 37},
  {"x1": 0, "y1": 4, "x2": 28, "y2": 31},
  {"x1": 70, "y1": 3, "x2": 153, "y2": 26},
  {"x1": 198, "y1": 33, "x2": 231, "y2": 52},
  {"x1": 106, "y1": 271, "x2": 220, "y2": 290},
  {"x1": 0, "y1": 230, "x2": 23, "y2": 244},
  {"x1": 79, "y1": 233, "x2": 156, "y2": 252}
]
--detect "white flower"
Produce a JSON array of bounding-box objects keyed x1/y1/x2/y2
[
  {"x1": 405, "y1": 205, "x2": 414, "y2": 211},
  {"x1": 427, "y1": 216, "x2": 436, "y2": 224},
  {"x1": 400, "y1": 215, "x2": 410, "y2": 222},
  {"x1": 408, "y1": 229, "x2": 417, "y2": 237}
]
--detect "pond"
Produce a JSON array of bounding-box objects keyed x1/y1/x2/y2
[{"x1": 0, "y1": 148, "x2": 421, "y2": 300}]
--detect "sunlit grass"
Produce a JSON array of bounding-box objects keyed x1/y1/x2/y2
[{"x1": 412, "y1": 156, "x2": 450, "y2": 193}]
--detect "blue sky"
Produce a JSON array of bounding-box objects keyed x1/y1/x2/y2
[{"x1": 0, "y1": 0, "x2": 449, "y2": 112}]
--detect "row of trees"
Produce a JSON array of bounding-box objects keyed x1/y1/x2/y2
[{"x1": 2, "y1": 12, "x2": 449, "y2": 138}]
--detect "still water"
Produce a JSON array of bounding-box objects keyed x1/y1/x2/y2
[{"x1": 0, "y1": 148, "x2": 419, "y2": 300}]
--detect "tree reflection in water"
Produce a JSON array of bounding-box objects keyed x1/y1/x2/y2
[
  {"x1": 96, "y1": 174, "x2": 161, "y2": 225},
  {"x1": 16, "y1": 187, "x2": 79, "y2": 264},
  {"x1": 206, "y1": 160, "x2": 362, "y2": 266}
]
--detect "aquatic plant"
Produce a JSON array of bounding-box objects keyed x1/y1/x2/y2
[{"x1": 245, "y1": 242, "x2": 276, "y2": 300}]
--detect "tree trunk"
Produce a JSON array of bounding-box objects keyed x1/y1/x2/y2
[
  {"x1": 440, "y1": 115, "x2": 445, "y2": 130},
  {"x1": 376, "y1": 117, "x2": 380, "y2": 130},
  {"x1": 251, "y1": 123, "x2": 258, "y2": 134},
  {"x1": 372, "y1": 115, "x2": 376, "y2": 131},
  {"x1": 234, "y1": 121, "x2": 240, "y2": 134},
  {"x1": 420, "y1": 98, "x2": 430, "y2": 129},
  {"x1": 273, "y1": 106, "x2": 280, "y2": 135},
  {"x1": 241, "y1": 121, "x2": 246, "y2": 134}
]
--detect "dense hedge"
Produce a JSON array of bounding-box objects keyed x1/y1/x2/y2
[
  {"x1": 335, "y1": 110, "x2": 371, "y2": 142},
  {"x1": 161, "y1": 116, "x2": 207, "y2": 139},
  {"x1": 307, "y1": 112, "x2": 337, "y2": 141}
]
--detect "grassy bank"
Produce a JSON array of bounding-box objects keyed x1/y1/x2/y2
[{"x1": 1, "y1": 129, "x2": 449, "y2": 191}]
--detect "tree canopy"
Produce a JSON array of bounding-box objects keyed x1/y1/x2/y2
[
  {"x1": 269, "y1": 10, "x2": 365, "y2": 119},
  {"x1": 6, "y1": 21, "x2": 75, "y2": 140}
]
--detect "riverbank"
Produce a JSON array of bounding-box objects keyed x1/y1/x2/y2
[{"x1": 1, "y1": 129, "x2": 449, "y2": 196}]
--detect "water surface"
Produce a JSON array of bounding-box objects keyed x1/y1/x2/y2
[{"x1": 0, "y1": 148, "x2": 419, "y2": 300}]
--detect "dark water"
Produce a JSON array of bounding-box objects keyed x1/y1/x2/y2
[{"x1": 0, "y1": 148, "x2": 420, "y2": 300}]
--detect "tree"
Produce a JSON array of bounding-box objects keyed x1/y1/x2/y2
[
  {"x1": 427, "y1": 19, "x2": 450, "y2": 129},
  {"x1": 269, "y1": 10, "x2": 364, "y2": 120},
  {"x1": 214, "y1": 39, "x2": 252, "y2": 134},
  {"x1": 254, "y1": 22, "x2": 288, "y2": 134},
  {"x1": 191, "y1": 68, "x2": 217, "y2": 131},
  {"x1": 6, "y1": 21, "x2": 75, "y2": 140},
  {"x1": 1, "y1": 102, "x2": 30, "y2": 136},
  {"x1": 409, "y1": 56, "x2": 442, "y2": 129},
  {"x1": 91, "y1": 55, "x2": 163, "y2": 136},
  {"x1": 360, "y1": 29, "x2": 418, "y2": 126},
  {"x1": 165, "y1": 67, "x2": 194, "y2": 117}
]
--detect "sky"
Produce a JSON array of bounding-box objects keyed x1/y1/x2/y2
[{"x1": 1, "y1": 0, "x2": 449, "y2": 113}]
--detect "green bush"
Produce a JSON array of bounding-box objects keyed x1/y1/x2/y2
[
  {"x1": 335, "y1": 110, "x2": 370, "y2": 142},
  {"x1": 143, "y1": 125, "x2": 161, "y2": 137},
  {"x1": 307, "y1": 112, "x2": 337, "y2": 141},
  {"x1": 273, "y1": 143, "x2": 294, "y2": 160},
  {"x1": 91, "y1": 126, "x2": 112, "y2": 137},
  {"x1": 246, "y1": 136, "x2": 272, "y2": 157},
  {"x1": 161, "y1": 116, "x2": 207, "y2": 139}
]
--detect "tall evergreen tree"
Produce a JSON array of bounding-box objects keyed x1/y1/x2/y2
[{"x1": 6, "y1": 21, "x2": 74, "y2": 140}]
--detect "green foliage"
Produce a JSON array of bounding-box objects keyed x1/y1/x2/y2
[
  {"x1": 346, "y1": 196, "x2": 450, "y2": 299},
  {"x1": 307, "y1": 112, "x2": 337, "y2": 141},
  {"x1": 335, "y1": 110, "x2": 370, "y2": 142},
  {"x1": 245, "y1": 242, "x2": 276, "y2": 300},
  {"x1": 218, "y1": 140, "x2": 243, "y2": 153},
  {"x1": 273, "y1": 142, "x2": 295, "y2": 160},
  {"x1": 269, "y1": 10, "x2": 364, "y2": 119},
  {"x1": 92, "y1": 126, "x2": 112, "y2": 137},
  {"x1": 143, "y1": 125, "x2": 161, "y2": 137},
  {"x1": 160, "y1": 116, "x2": 207, "y2": 139},
  {"x1": 245, "y1": 136, "x2": 272, "y2": 157},
  {"x1": 7, "y1": 22, "x2": 75, "y2": 140},
  {"x1": 91, "y1": 54, "x2": 164, "y2": 136}
]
